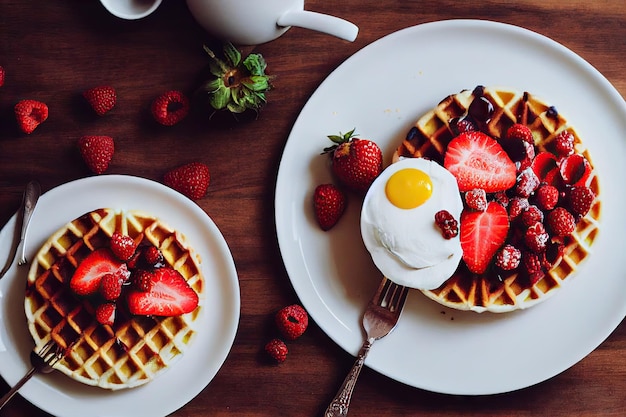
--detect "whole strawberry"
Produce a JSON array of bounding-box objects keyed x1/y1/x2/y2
[
  {"x1": 323, "y1": 129, "x2": 383, "y2": 194},
  {"x1": 275, "y1": 304, "x2": 308, "y2": 340},
  {"x1": 83, "y1": 85, "x2": 116, "y2": 116},
  {"x1": 78, "y1": 135, "x2": 114, "y2": 174},
  {"x1": 15, "y1": 99, "x2": 48, "y2": 134},
  {"x1": 151, "y1": 90, "x2": 190, "y2": 126},
  {"x1": 313, "y1": 184, "x2": 346, "y2": 231},
  {"x1": 264, "y1": 338, "x2": 288, "y2": 363},
  {"x1": 0, "y1": 66, "x2": 5, "y2": 87},
  {"x1": 163, "y1": 162, "x2": 210, "y2": 200}
]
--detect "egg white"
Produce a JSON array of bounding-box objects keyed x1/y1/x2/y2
[{"x1": 360, "y1": 158, "x2": 463, "y2": 290}]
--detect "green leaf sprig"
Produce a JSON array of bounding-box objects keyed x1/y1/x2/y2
[{"x1": 198, "y1": 43, "x2": 273, "y2": 114}]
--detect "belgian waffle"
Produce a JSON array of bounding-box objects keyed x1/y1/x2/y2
[
  {"x1": 25, "y1": 208, "x2": 204, "y2": 389},
  {"x1": 393, "y1": 86, "x2": 601, "y2": 313}
]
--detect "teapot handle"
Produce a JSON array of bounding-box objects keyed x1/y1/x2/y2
[{"x1": 277, "y1": 10, "x2": 358, "y2": 42}]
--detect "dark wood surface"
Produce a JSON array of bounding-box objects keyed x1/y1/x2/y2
[{"x1": 1, "y1": 1, "x2": 624, "y2": 416}]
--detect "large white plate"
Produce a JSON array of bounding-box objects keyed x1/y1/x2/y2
[
  {"x1": 0, "y1": 175, "x2": 240, "y2": 416},
  {"x1": 275, "y1": 20, "x2": 626, "y2": 395}
]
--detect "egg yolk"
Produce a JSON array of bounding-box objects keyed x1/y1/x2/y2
[{"x1": 385, "y1": 168, "x2": 433, "y2": 209}]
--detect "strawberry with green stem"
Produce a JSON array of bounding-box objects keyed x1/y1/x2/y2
[{"x1": 323, "y1": 128, "x2": 383, "y2": 194}]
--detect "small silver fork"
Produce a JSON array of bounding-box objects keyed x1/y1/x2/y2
[
  {"x1": 0, "y1": 339, "x2": 66, "y2": 410},
  {"x1": 325, "y1": 277, "x2": 409, "y2": 417}
]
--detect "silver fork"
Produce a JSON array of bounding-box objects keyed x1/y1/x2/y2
[
  {"x1": 325, "y1": 277, "x2": 409, "y2": 417},
  {"x1": 0, "y1": 339, "x2": 66, "y2": 410}
]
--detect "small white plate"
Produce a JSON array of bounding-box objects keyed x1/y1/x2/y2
[
  {"x1": 275, "y1": 20, "x2": 626, "y2": 395},
  {"x1": 0, "y1": 175, "x2": 240, "y2": 417},
  {"x1": 100, "y1": 0, "x2": 162, "y2": 20}
]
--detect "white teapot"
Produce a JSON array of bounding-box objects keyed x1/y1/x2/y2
[{"x1": 185, "y1": 0, "x2": 358, "y2": 45}]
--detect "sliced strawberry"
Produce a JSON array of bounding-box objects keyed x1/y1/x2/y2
[
  {"x1": 70, "y1": 248, "x2": 128, "y2": 296},
  {"x1": 443, "y1": 131, "x2": 516, "y2": 192},
  {"x1": 126, "y1": 267, "x2": 198, "y2": 316},
  {"x1": 460, "y1": 201, "x2": 510, "y2": 274}
]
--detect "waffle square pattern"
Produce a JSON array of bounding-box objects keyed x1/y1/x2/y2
[
  {"x1": 393, "y1": 86, "x2": 601, "y2": 313},
  {"x1": 25, "y1": 208, "x2": 204, "y2": 389}
]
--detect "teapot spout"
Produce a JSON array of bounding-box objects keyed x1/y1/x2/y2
[{"x1": 277, "y1": 10, "x2": 358, "y2": 42}]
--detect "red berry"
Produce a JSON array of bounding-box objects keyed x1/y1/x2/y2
[
  {"x1": 495, "y1": 244, "x2": 521, "y2": 271},
  {"x1": 524, "y1": 222, "x2": 549, "y2": 253},
  {"x1": 521, "y1": 205, "x2": 544, "y2": 227},
  {"x1": 151, "y1": 90, "x2": 190, "y2": 126},
  {"x1": 83, "y1": 86, "x2": 116, "y2": 116},
  {"x1": 143, "y1": 246, "x2": 164, "y2": 267},
  {"x1": 163, "y1": 162, "x2": 210, "y2": 200},
  {"x1": 515, "y1": 168, "x2": 540, "y2": 198},
  {"x1": 506, "y1": 123, "x2": 534, "y2": 144},
  {"x1": 0, "y1": 66, "x2": 5, "y2": 87},
  {"x1": 568, "y1": 186, "x2": 595, "y2": 216},
  {"x1": 434, "y1": 210, "x2": 459, "y2": 239},
  {"x1": 493, "y1": 191, "x2": 509, "y2": 208},
  {"x1": 508, "y1": 197, "x2": 529, "y2": 220},
  {"x1": 534, "y1": 184, "x2": 559, "y2": 211},
  {"x1": 78, "y1": 135, "x2": 115, "y2": 174},
  {"x1": 325, "y1": 130, "x2": 383, "y2": 194},
  {"x1": 452, "y1": 118, "x2": 476, "y2": 134},
  {"x1": 313, "y1": 184, "x2": 346, "y2": 231},
  {"x1": 264, "y1": 339, "x2": 288, "y2": 363},
  {"x1": 275, "y1": 304, "x2": 309, "y2": 340},
  {"x1": 100, "y1": 272, "x2": 124, "y2": 301},
  {"x1": 523, "y1": 251, "x2": 543, "y2": 275},
  {"x1": 464, "y1": 188, "x2": 487, "y2": 211},
  {"x1": 554, "y1": 130, "x2": 575, "y2": 157},
  {"x1": 110, "y1": 232, "x2": 137, "y2": 261},
  {"x1": 132, "y1": 269, "x2": 155, "y2": 292},
  {"x1": 14, "y1": 99, "x2": 48, "y2": 134},
  {"x1": 547, "y1": 207, "x2": 576, "y2": 236},
  {"x1": 95, "y1": 302, "x2": 116, "y2": 326}
]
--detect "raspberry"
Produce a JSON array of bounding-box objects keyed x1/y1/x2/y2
[
  {"x1": 143, "y1": 246, "x2": 165, "y2": 267},
  {"x1": 95, "y1": 302, "x2": 116, "y2": 326},
  {"x1": 100, "y1": 272, "x2": 124, "y2": 301},
  {"x1": 524, "y1": 222, "x2": 549, "y2": 253},
  {"x1": 554, "y1": 130, "x2": 575, "y2": 157},
  {"x1": 534, "y1": 184, "x2": 559, "y2": 210},
  {"x1": 464, "y1": 188, "x2": 487, "y2": 211},
  {"x1": 508, "y1": 197, "x2": 529, "y2": 220},
  {"x1": 110, "y1": 232, "x2": 138, "y2": 261},
  {"x1": 264, "y1": 339, "x2": 288, "y2": 363},
  {"x1": 547, "y1": 207, "x2": 576, "y2": 236},
  {"x1": 493, "y1": 191, "x2": 509, "y2": 208},
  {"x1": 495, "y1": 244, "x2": 521, "y2": 270},
  {"x1": 133, "y1": 269, "x2": 154, "y2": 292},
  {"x1": 523, "y1": 251, "x2": 545, "y2": 286},
  {"x1": 523, "y1": 251, "x2": 543, "y2": 274},
  {"x1": 434, "y1": 210, "x2": 459, "y2": 239},
  {"x1": 568, "y1": 186, "x2": 595, "y2": 216},
  {"x1": 275, "y1": 304, "x2": 309, "y2": 340},
  {"x1": 452, "y1": 118, "x2": 476, "y2": 135},
  {"x1": 515, "y1": 168, "x2": 540, "y2": 198},
  {"x1": 506, "y1": 123, "x2": 534, "y2": 144},
  {"x1": 521, "y1": 205, "x2": 544, "y2": 227}
]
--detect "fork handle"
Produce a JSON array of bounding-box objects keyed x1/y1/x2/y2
[
  {"x1": 324, "y1": 337, "x2": 374, "y2": 417},
  {"x1": 0, "y1": 366, "x2": 36, "y2": 410}
]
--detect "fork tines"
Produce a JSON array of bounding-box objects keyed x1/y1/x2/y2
[{"x1": 375, "y1": 278, "x2": 409, "y2": 312}]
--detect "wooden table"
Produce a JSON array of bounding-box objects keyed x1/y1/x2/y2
[{"x1": 1, "y1": 1, "x2": 624, "y2": 416}]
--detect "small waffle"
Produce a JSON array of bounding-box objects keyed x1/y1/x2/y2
[
  {"x1": 25, "y1": 208, "x2": 204, "y2": 389},
  {"x1": 393, "y1": 86, "x2": 601, "y2": 313}
]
